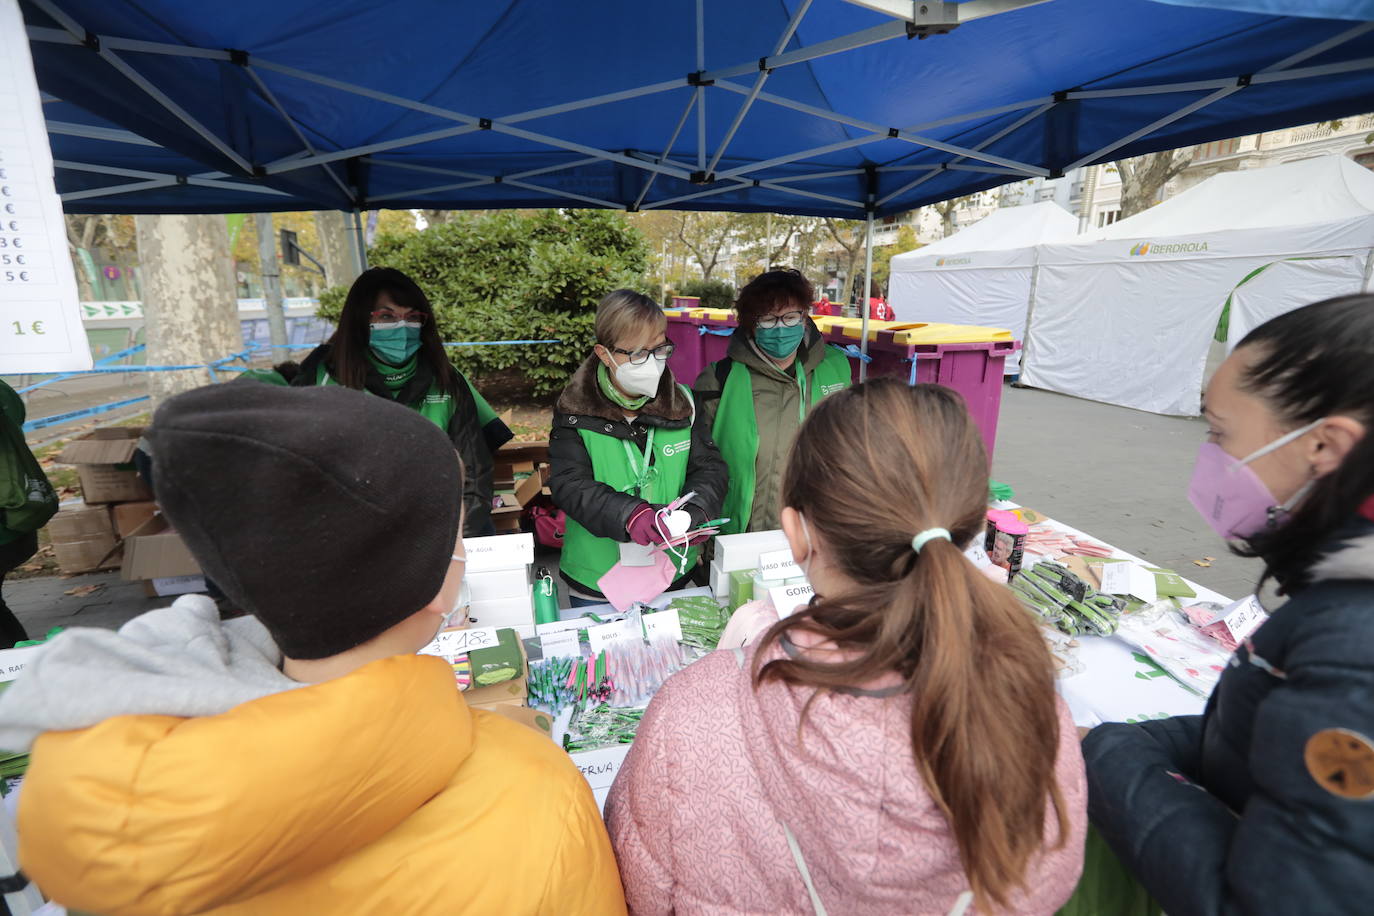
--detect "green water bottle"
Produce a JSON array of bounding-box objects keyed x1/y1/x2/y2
[{"x1": 533, "y1": 566, "x2": 559, "y2": 625}]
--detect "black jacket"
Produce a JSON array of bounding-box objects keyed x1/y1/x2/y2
[
  {"x1": 548, "y1": 356, "x2": 728, "y2": 593},
  {"x1": 1083, "y1": 517, "x2": 1374, "y2": 915},
  {"x1": 294, "y1": 344, "x2": 492, "y2": 536}
]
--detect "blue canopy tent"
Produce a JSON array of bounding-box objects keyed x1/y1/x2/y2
[{"x1": 20, "y1": 0, "x2": 1374, "y2": 367}]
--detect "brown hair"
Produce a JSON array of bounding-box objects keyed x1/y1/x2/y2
[
  {"x1": 757, "y1": 378, "x2": 1068, "y2": 909},
  {"x1": 326, "y1": 267, "x2": 457, "y2": 393},
  {"x1": 734, "y1": 268, "x2": 814, "y2": 334},
  {"x1": 594, "y1": 289, "x2": 665, "y2": 347}
]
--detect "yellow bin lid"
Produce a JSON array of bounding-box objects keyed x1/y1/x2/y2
[{"x1": 888, "y1": 323, "x2": 1014, "y2": 345}]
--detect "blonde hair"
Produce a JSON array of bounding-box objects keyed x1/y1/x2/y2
[{"x1": 595, "y1": 290, "x2": 664, "y2": 347}]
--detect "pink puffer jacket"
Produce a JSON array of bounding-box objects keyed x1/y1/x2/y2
[{"x1": 605, "y1": 640, "x2": 1086, "y2": 915}]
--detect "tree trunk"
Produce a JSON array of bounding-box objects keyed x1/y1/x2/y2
[
  {"x1": 315, "y1": 210, "x2": 359, "y2": 289},
  {"x1": 255, "y1": 212, "x2": 289, "y2": 357},
  {"x1": 134, "y1": 214, "x2": 242, "y2": 405}
]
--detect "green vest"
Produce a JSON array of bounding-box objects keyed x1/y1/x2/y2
[
  {"x1": 712, "y1": 346, "x2": 852, "y2": 535},
  {"x1": 315, "y1": 362, "x2": 457, "y2": 431},
  {"x1": 561, "y1": 393, "x2": 698, "y2": 593}
]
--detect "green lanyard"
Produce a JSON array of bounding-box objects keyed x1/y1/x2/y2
[
  {"x1": 795, "y1": 361, "x2": 808, "y2": 423},
  {"x1": 622, "y1": 426, "x2": 657, "y2": 495}
]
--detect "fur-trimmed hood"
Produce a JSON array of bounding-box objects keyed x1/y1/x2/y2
[
  {"x1": 1310, "y1": 516, "x2": 1374, "y2": 584},
  {"x1": 555, "y1": 355, "x2": 693, "y2": 428}
]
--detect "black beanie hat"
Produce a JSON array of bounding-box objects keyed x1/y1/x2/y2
[{"x1": 145, "y1": 383, "x2": 463, "y2": 659}]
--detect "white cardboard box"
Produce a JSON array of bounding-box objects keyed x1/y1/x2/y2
[
  {"x1": 468, "y1": 595, "x2": 534, "y2": 630},
  {"x1": 465, "y1": 533, "x2": 535, "y2": 573},
  {"x1": 569, "y1": 743, "x2": 634, "y2": 813},
  {"x1": 709, "y1": 557, "x2": 729, "y2": 598},
  {"x1": 467, "y1": 568, "x2": 530, "y2": 603},
  {"x1": 715, "y1": 530, "x2": 790, "y2": 574}
]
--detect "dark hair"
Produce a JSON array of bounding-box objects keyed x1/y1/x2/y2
[
  {"x1": 1234, "y1": 294, "x2": 1374, "y2": 590},
  {"x1": 757, "y1": 378, "x2": 1067, "y2": 910},
  {"x1": 734, "y1": 268, "x2": 814, "y2": 334},
  {"x1": 272, "y1": 360, "x2": 301, "y2": 385},
  {"x1": 325, "y1": 267, "x2": 456, "y2": 392}
]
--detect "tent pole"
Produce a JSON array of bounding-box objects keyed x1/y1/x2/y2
[
  {"x1": 861, "y1": 211, "x2": 874, "y2": 383},
  {"x1": 350, "y1": 209, "x2": 369, "y2": 273}
]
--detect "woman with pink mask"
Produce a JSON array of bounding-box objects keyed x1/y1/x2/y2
[{"x1": 1084, "y1": 294, "x2": 1374, "y2": 915}]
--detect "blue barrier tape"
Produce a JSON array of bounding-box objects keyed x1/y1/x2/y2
[
  {"x1": 833, "y1": 343, "x2": 872, "y2": 364},
  {"x1": 23, "y1": 396, "x2": 152, "y2": 432},
  {"x1": 17, "y1": 343, "x2": 150, "y2": 394},
  {"x1": 697, "y1": 327, "x2": 733, "y2": 337},
  {"x1": 442, "y1": 339, "x2": 561, "y2": 347}
]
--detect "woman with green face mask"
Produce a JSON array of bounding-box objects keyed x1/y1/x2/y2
[
  {"x1": 295, "y1": 267, "x2": 511, "y2": 536},
  {"x1": 693, "y1": 269, "x2": 853, "y2": 535}
]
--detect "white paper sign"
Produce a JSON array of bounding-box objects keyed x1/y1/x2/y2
[
  {"x1": 768, "y1": 581, "x2": 814, "y2": 617},
  {"x1": 757, "y1": 547, "x2": 802, "y2": 581},
  {"x1": 964, "y1": 542, "x2": 992, "y2": 569},
  {"x1": 1098, "y1": 562, "x2": 1158, "y2": 603},
  {"x1": 642, "y1": 608, "x2": 683, "y2": 642},
  {"x1": 418, "y1": 626, "x2": 498, "y2": 659},
  {"x1": 587, "y1": 619, "x2": 638, "y2": 655},
  {"x1": 463, "y1": 533, "x2": 535, "y2": 572},
  {"x1": 0, "y1": 1, "x2": 92, "y2": 373},
  {"x1": 1222, "y1": 594, "x2": 1267, "y2": 644},
  {"x1": 539, "y1": 628, "x2": 582, "y2": 660}
]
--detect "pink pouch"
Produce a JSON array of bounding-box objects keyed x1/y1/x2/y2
[{"x1": 598, "y1": 547, "x2": 678, "y2": 611}]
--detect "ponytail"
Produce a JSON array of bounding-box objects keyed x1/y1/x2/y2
[{"x1": 757, "y1": 378, "x2": 1068, "y2": 909}]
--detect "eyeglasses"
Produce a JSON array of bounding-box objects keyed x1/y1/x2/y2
[
  {"x1": 370, "y1": 309, "x2": 428, "y2": 324},
  {"x1": 611, "y1": 343, "x2": 676, "y2": 365},
  {"x1": 756, "y1": 310, "x2": 805, "y2": 329}
]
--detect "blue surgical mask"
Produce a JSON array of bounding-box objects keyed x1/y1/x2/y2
[
  {"x1": 369, "y1": 321, "x2": 423, "y2": 365},
  {"x1": 755, "y1": 324, "x2": 805, "y2": 359}
]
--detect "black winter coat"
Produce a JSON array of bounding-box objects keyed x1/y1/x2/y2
[
  {"x1": 1084, "y1": 517, "x2": 1374, "y2": 915},
  {"x1": 294, "y1": 344, "x2": 492, "y2": 536},
  {"x1": 548, "y1": 356, "x2": 728, "y2": 595}
]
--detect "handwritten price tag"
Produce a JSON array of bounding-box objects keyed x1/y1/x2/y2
[
  {"x1": 1222, "y1": 595, "x2": 1267, "y2": 645},
  {"x1": 642, "y1": 608, "x2": 683, "y2": 642},
  {"x1": 418, "y1": 626, "x2": 498, "y2": 659}
]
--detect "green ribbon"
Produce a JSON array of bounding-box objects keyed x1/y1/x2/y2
[{"x1": 15, "y1": 627, "x2": 62, "y2": 648}]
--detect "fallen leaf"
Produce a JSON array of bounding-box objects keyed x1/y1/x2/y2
[
  {"x1": 64, "y1": 584, "x2": 104, "y2": 597},
  {"x1": 18, "y1": 563, "x2": 43, "y2": 573},
  {"x1": 1193, "y1": 558, "x2": 1213, "y2": 568}
]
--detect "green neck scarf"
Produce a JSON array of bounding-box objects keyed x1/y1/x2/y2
[
  {"x1": 367, "y1": 352, "x2": 419, "y2": 393},
  {"x1": 597, "y1": 362, "x2": 650, "y2": 411}
]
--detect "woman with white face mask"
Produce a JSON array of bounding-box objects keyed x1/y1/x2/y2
[
  {"x1": 1084, "y1": 294, "x2": 1374, "y2": 916},
  {"x1": 548, "y1": 290, "x2": 728, "y2": 606}
]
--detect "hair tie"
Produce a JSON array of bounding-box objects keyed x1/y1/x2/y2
[{"x1": 910, "y1": 528, "x2": 951, "y2": 553}]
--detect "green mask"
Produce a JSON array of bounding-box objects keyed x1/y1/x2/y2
[
  {"x1": 755, "y1": 324, "x2": 805, "y2": 359},
  {"x1": 369, "y1": 322, "x2": 423, "y2": 366}
]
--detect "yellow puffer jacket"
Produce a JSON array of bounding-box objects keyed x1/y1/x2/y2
[{"x1": 17, "y1": 654, "x2": 626, "y2": 915}]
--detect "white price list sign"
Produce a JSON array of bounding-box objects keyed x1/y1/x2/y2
[{"x1": 0, "y1": 0, "x2": 92, "y2": 373}]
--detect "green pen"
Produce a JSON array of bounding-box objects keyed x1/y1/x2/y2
[{"x1": 700, "y1": 518, "x2": 731, "y2": 528}]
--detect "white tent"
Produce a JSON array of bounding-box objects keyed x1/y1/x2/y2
[
  {"x1": 888, "y1": 202, "x2": 1079, "y2": 372},
  {"x1": 1020, "y1": 156, "x2": 1374, "y2": 416}
]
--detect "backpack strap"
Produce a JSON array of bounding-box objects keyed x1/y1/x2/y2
[{"x1": 695, "y1": 357, "x2": 733, "y2": 403}]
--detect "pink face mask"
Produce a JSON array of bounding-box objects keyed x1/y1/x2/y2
[{"x1": 1187, "y1": 419, "x2": 1323, "y2": 540}]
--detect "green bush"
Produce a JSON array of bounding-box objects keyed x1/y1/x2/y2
[
  {"x1": 317, "y1": 210, "x2": 649, "y2": 395},
  {"x1": 678, "y1": 278, "x2": 736, "y2": 311}
]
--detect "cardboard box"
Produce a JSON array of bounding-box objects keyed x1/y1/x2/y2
[
  {"x1": 466, "y1": 533, "x2": 535, "y2": 572},
  {"x1": 468, "y1": 595, "x2": 534, "y2": 630},
  {"x1": 56, "y1": 428, "x2": 152, "y2": 505},
  {"x1": 497, "y1": 440, "x2": 550, "y2": 465},
  {"x1": 121, "y1": 531, "x2": 202, "y2": 581},
  {"x1": 111, "y1": 501, "x2": 163, "y2": 539},
  {"x1": 52, "y1": 536, "x2": 121, "y2": 575},
  {"x1": 48, "y1": 506, "x2": 120, "y2": 574},
  {"x1": 467, "y1": 568, "x2": 530, "y2": 603}
]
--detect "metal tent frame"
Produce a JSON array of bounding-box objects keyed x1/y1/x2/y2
[{"x1": 24, "y1": 0, "x2": 1374, "y2": 375}]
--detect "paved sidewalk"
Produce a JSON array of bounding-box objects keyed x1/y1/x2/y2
[{"x1": 8, "y1": 571, "x2": 167, "y2": 639}]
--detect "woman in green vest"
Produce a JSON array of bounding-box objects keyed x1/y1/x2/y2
[
  {"x1": 295, "y1": 267, "x2": 510, "y2": 535},
  {"x1": 695, "y1": 268, "x2": 852, "y2": 534},
  {"x1": 548, "y1": 290, "x2": 728, "y2": 606}
]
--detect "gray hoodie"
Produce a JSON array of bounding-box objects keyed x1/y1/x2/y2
[{"x1": 0, "y1": 595, "x2": 298, "y2": 752}]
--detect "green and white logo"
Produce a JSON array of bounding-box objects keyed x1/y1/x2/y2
[{"x1": 661, "y1": 440, "x2": 691, "y2": 458}]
